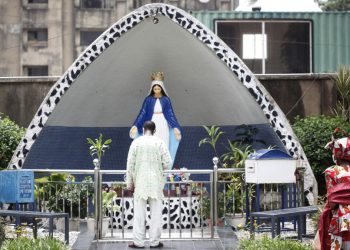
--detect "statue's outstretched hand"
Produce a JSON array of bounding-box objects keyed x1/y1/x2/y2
[
  {"x1": 174, "y1": 128, "x2": 182, "y2": 141},
  {"x1": 129, "y1": 126, "x2": 138, "y2": 139}
]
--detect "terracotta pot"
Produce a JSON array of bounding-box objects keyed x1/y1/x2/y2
[{"x1": 163, "y1": 190, "x2": 177, "y2": 197}]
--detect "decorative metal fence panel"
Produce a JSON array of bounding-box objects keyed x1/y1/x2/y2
[{"x1": 30, "y1": 165, "x2": 304, "y2": 240}]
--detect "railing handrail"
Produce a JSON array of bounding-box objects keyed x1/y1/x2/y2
[
  {"x1": 25, "y1": 169, "x2": 95, "y2": 174},
  {"x1": 28, "y1": 168, "x2": 245, "y2": 175},
  {"x1": 217, "y1": 168, "x2": 244, "y2": 173}
]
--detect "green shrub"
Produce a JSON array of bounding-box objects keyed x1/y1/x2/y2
[
  {"x1": 35, "y1": 174, "x2": 94, "y2": 218},
  {"x1": 292, "y1": 115, "x2": 350, "y2": 195},
  {"x1": 0, "y1": 114, "x2": 25, "y2": 168},
  {"x1": 0, "y1": 237, "x2": 68, "y2": 250},
  {"x1": 0, "y1": 219, "x2": 5, "y2": 247},
  {"x1": 238, "y1": 235, "x2": 313, "y2": 250}
]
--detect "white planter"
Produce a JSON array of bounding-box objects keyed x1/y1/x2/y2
[
  {"x1": 56, "y1": 218, "x2": 80, "y2": 232},
  {"x1": 86, "y1": 218, "x2": 95, "y2": 232},
  {"x1": 101, "y1": 217, "x2": 110, "y2": 237},
  {"x1": 86, "y1": 217, "x2": 110, "y2": 236}
]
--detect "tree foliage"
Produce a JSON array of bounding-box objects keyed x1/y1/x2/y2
[
  {"x1": 0, "y1": 114, "x2": 25, "y2": 169},
  {"x1": 293, "y1": 115, "x2": 350, "y2": 195},
  {"x1": 0, "y1": 219, "x2": 5, "y2": 248},
  {"x1": 333, "y1": 66, "x2": 350, "y2": 121},
  {"x1": 321, "y1": 0, "x2": 350, "y2": 11}
]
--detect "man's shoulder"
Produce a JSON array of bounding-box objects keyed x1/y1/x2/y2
[
  {"x1": 149, "y1": 135, "x2": 164, "y2": 143},
  {"x1": 133, "y1": 136, "x2": 145, "y2": 143},
  {"x1": 134, "y1": 135, "x2": 155, "y2": 143},
  {"x1": 152, "y1": 137, "x2": 168, "y2": 149},
  {"x1": 142, "y1": 136, "x2": 166, "y2": 146},
  {"x1": 134, "y1": 135, "x2": 166, "y2": 146},
  {"x1": 131, "y1": 136, "x2": 144, "y2": 147}
]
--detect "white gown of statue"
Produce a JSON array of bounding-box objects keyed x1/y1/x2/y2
[{"x1": 151, "y1": 99, "x2": 170, "y2": 148}]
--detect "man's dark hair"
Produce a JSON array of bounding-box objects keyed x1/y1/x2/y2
[{"x1": 143, "y1": 120, "x2": 156, "y2": 134}]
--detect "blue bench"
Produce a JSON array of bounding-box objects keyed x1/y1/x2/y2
[
  {"x1": 0, "y1": 209, "x2": 69, "y2": 244},
  {"x1": 250, "y1": 206, "x2": 318, "y2": 240}
]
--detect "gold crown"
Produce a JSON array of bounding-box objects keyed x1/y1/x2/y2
[{"x1": 151, "y1": 72, "x2": 164, "y2": 81}]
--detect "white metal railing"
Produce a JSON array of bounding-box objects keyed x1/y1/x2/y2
[{"x1": 30, "y1": 160, "x2": 304, "y2": 240}]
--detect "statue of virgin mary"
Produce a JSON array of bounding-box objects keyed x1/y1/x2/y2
[{"x1": 129, "y1": 72, "x2": 181, "y2": 164}]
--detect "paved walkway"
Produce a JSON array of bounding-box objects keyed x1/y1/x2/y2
[{"x1": 73, "y1": 224, "x2": 238, "y2": 250}]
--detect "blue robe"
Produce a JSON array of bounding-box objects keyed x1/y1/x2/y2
[{"x1": 133, "y1": 96, "x2": 181, "y2": 166}]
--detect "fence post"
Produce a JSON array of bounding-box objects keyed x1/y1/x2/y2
[
  {"x1": 299, "y1": 165, "x2": 305, "y2": 207},
  {"x1": 213, "y1": 157, "x2": 219, "y2": 227},
  {"x1": 210, "y1": 171, "x2": 214, "y2": 238},
  {"x1": 93, "y1": 159, "x2": 102, "y2": 241}
]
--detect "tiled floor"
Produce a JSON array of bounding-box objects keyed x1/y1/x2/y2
[
  {"x1": 88, "y1": 239, "x2": 225, "y2": 250},
  {"x1": 73, "y1": 225, "x2": 238, "y2": 250}
]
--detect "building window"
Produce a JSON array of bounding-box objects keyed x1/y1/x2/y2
[
  {"x1": 27, "y1": 29, "x2": 48, "y2": 42},
  {"x1": 80, "y1": 0, "x2": 112, "y2": 8},
  {"x1": 215, "y1": 20, "x2": 311, "y2": 74},
  {"x1": 242, "y1": 34, "x2": 267, "y2": 60},
  {"x1": 28, "y1": 0, "x2": 48, "y2": 3},
  {"x1": 80, "y1": 31, "x2": 103, "y2": 46},
  {"x1": 133, "y1": 0, "x2": 162, "y2": 8},
  {"x1": 23, "y1": 0, "x2": 48, "y2": 9},
  {"x1": 23, "y1": 66, "x2": 48, "y2": 76}
]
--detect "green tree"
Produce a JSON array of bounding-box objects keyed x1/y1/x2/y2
[
  {"x1": 0, "y1": 114, "x2": 25, "y2": 169},
  {"x1": 321, "y1": 0, "x2": 350, "y2": 11},
  {"x1": 293, "y1": 115, "x2": 350, "y2": 195},
  {"x1": 333, "y1": 66, "x2": 350, "y2": 121}
]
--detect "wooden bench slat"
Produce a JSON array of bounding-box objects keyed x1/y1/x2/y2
[
  {"x1": 0, "y1": 210, "x2": 68, "y2": 218},
  {"x1": 250, "y1": 206, "x2": 319, "y2": 241},
  {"x1": 251, "y1": 206, "x2": 318, "y2": 218}
]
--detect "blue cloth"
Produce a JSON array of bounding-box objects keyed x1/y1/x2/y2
[
  {"x1": 133, "y1": 96, "x2": 181, "y2": 134},
  {"x1": 132, "y1": 96, "x2": 181, "y2": 166}
]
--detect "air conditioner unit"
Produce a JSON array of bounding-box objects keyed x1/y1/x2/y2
[{"x1": 245, "y1": 149, "x2": 297, "y2": 184}]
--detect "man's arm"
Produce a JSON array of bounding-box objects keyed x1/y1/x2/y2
[
  {"x1": 160, "y1": 141, "x2": 172, "y2": 170},
  {"x1": 126, "y1": 142, "x2": 136, "y2": 190}
]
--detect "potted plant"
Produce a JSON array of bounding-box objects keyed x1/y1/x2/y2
[
  {"x1": 87, "y1": 188, "x2": 120, "y2": 236},
  {"x1": 87, "y1": 133, "x2": 112, "y2": 165},
  {"x1": 102, "y1": 188, "x2": 119, "y2": 217},
  {"x1": 52, "y1": 176, "x2": 94, "y2": 232},
  {"x1": 86, "y1": 133, "x2": 112, "y2": 235},
  {"x1": 34, "y1": 173, "x2": 93, "y2": 232},
  {"x1": 198, "y1": 125, "x2": 258, "y2": 227},
  {"x1": 195, "y1": 184, "x2": 211, "y2": 226},
  {"x1": 111, "y1": 183, "x2": 126, "y2": 197}
]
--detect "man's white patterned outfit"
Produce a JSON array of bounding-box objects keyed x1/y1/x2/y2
[{"x1": 126, "y1": 133, "x2": 172, "y2": 247}]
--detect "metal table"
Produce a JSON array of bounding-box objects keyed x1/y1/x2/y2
[{"x1": 0, "y1": 210, "x2": 69, "y2": 244}]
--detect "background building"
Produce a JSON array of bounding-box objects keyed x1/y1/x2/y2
[
  {"x1": 2, "y1": 0, "x2": 335, "y2": 77},
  {"x1": 0, "y1": 0, "x2": 239, "y2": 77},
  {"x1": 193, "y1": 11, "x2": 350, "y2": 74},
  {"x1": 0, "y1": 0, "x2": 345, "y2": 128}
]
